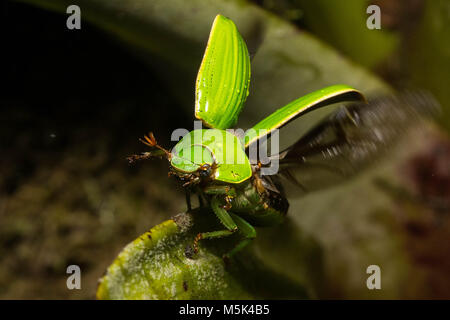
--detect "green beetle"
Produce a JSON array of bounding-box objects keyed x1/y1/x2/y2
[{"x1": 129, "y1": 15, "x2": 437, "y2": 260}]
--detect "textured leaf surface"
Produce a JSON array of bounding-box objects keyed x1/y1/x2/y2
[{"x1": 97, "y1": 209, "x2": 312, "y2": 299}]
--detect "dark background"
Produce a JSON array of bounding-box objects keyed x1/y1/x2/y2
[{"x1": 1, "y1": 1, "x2": 189, "y2": 298}]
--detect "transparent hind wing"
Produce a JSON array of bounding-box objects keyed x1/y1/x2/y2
[{"x1": 275, "y1": 91, "x2": 440, "y2": 196}]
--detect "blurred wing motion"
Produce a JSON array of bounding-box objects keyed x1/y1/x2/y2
[{"x1": 275, "y1": 91, "x2": 440, "y2": 195}]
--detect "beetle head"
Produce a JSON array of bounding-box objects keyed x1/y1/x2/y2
[{"x1": 169, "y1": 143, "x2": 217, "y2": 186}]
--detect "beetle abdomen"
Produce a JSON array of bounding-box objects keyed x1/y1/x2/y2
[{"x1": 231, "y1": 179, "x2": 288, "y2": 227}]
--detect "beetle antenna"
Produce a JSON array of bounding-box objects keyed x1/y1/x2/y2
[
  {"x1": 127, "y1": 152, "x2": 153, "y2": 164},
  {"x1": 139, "y1": 132, "x2": 172, "y2": 159}
]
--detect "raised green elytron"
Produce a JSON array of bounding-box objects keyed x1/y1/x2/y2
[
  {"x1": 129, "y1": 15, "x2": 436, "y2": 260},
  {"x1": 195, "y1": 15, "x2": 251, "y2": 129}
]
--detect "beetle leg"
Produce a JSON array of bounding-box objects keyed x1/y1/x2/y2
[
  {"x1": 223, "y1": 213, "x2": 256, "y2": 262},
  {"x1": 197, "y1": 188, "x2": 210, "y2": 207},
  {"x1": 185, "y1": 190, "x2": 192, "y2": 211},
  {"x1": 192, "y1": 230, "x2": 235, "y2": 255},
  {"x1": 203, "y1": 185, "x2": 235, "y2": 210},
  {"x1": 210, "y1": 196, "x2": 238, "y2": 231},
  {"x1": 183, "y1": 176, "x2": 200, "y2": 187},
  {"x1": 203, "y1": 185, "x2": 236, "y2": 197},
  {"x1": 127, "y1": 152, "x2": 153, "y2": 164},
  {"x1": 197, "y1": 194, "x2": 204, "y2": 207},
  {"x1": 252, "y1": 174, "x2": 266, "y2": 194},
  {"x1": 191, "y1": 196, "x2": 238, "y2": 254},
  {"x1": 223, "y1": 196, "x2": 232, "y2": 210}
]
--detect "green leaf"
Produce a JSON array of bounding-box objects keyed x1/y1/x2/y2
[{"x1": 97, "y1": 209, "x2": 312, "y2": 299}]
